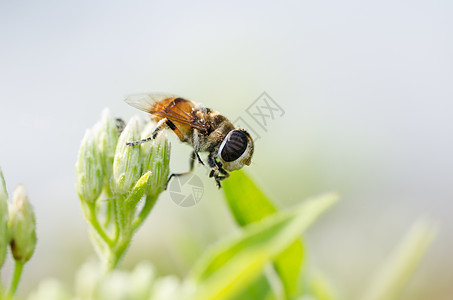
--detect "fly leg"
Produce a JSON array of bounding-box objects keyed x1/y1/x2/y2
[
  {"x1": 192, "y1": 129, "x2": 205, "y2": 166},
  {"x1": 208, "y1": 152, "x2": 229, "y2": 189},
  {"x1": 127, "y1": 117, "x2": 188, "y2": 146},
  {"x1": 195, "y1": 152, "x2": 204, "y2": 165},
  {"x1": 126, "y1": 118, "x2": 167, "y2": 146},
  {"x1": 210, "y1": 169, "x2": 230, "y2": 189},
  {"x1": 164, "y1": 151, "x2": 196, "y2": 190}
]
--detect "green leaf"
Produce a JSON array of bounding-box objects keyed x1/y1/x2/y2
[
  {"x1": 273, "y1": 241, "x2": 305, "y2": 298},
  {"x1": 362, "y1": 219, "x2": 437, "y2": 300},
  {"x1": 124, "y1": 171, "x2": 151, "y2": 213},
  {"x1": 223, "y1": 170, "x2": 305, "y2": 298},
  {"x1": 232, "y1": 273, "x2": 274, "y2": 300},
  {"x1": 306, "y1": 273, "x2": 337, "y2": 300},
  {"x1": 189, "y1": 193, "x2": 338, "y2": 300},
  {"x1": 222, "y1": 170, "x2": 277, "y2": 225}
]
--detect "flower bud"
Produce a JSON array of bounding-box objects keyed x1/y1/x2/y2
[
  {"x1": 8, "y1": 185, "x2": 37, "y2": 263},
  {"x1": 140, "y1": 124, "x2": 170, "y2": 198},
  {"x1": 75, "y1": 129, "x2": 104, "y2": 203},
  {"x1": 113, "y1": 117, "x2": 142, "y2": 195},
  {"x1": 0, "y1": 168, "x2": 9, "y2": 268},
  {"x1": 96, "y1": 109, "x2": 119, "y2": 191}
]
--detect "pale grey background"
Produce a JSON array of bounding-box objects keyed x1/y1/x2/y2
[{"x1": 1, "y1": 1, "x2": 452, "y2": 299}]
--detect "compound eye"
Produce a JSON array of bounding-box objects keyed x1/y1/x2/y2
[{"x1": 220, "y1": 130, "x2": 248, "y2": 162}]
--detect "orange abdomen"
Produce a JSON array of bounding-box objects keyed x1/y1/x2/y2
[{"x1": 150, "y1": 97, "x2": 197, "y2": 142}]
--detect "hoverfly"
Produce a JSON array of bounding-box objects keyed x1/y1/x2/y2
[{"x1": 125, "y1": 93, "x2": 254, "y2": 188}]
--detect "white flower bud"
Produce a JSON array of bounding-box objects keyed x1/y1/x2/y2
[
  {"x1": 8, "y1": 185, "x2": 37, "y2": 263},
  {"x1": 140, "y1": 124, "x2": 170, "y2": 198},
  {"x1": 0, "y1": 168, "x2": 9, "y2": 268},
  {"x1": 113, "y1": 117, "x2": 142, "y2": 195},
  {"x1": 75, "y1": 129, "x2": 104, "y2": 203},
  {"x1": 97, "y1": 109, "x2": 119, "y2": 191}
]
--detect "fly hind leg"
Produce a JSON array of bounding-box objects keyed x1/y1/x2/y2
[
  {"x1": 164, "y1": 151, "x2": 197, "y2": 190},
  {"x1": 193, "y1": 129, "x2": 205, "y2": 166}
]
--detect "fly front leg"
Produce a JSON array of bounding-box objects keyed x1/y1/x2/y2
[
  {"x1": 212, "y1": 171, "x2": 230, "y2": 188},
  {"x1": 208, "y1": 169, "x2": 229, "y2": 188},
  {"x1": 207, "y1": 152, "x2": 219, "y2": 169},
  {"x1": 126, "y1": 118, "x2": 167, "y2": 146},
  {"x1": 208, "y1": 152, "x2": 229, "y2": 189},
  {"x1": 213, "y1": 165, "x2": 229, "y2": 188}
]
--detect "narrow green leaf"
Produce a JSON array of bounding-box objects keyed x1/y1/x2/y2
[
  {"x1": 189, "y1": 193, "x2": 338, "y2": 300},
  {"x1": 223, "y1": 170, "x2": 305, "y2": 298},
  {"x1": 222, "y1": 170, "x2": 277, "y2": 225},
  {"x1": 362, "y1": 219, "x2": 437, "y2": 300},
  {"x1": 306, "y1": 273, "x2": 337, "y2": 300},
  {"x1": 232, "y1": 273, "x2": 274, "y2": 300},
  {"x1": 274, "y1": 240, "x2": 305, "y2": 299},
  {"x1": 124, "y1": 171, "x2": 151, "y2": 212}
]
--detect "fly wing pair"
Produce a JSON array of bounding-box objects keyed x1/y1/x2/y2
[{"x1": 125, "y1": 93, "x2": 209, "y2": 133}]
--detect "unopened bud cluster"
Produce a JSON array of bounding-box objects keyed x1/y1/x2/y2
[
  {"x1": 76, "y1": 110, "x2": 170, "y2": 203},
  {"x1": 75, "y1": 109, "x2": 170, "y2": 271},
  {"x1": 0, "y1": 168, "x2": 8, "y2": 269},
  {"x1": 0, "y1": 168, "x2": 37, "y2": 298},
  {"x1": 0, "y1": 169, "x2": 37, "y2": 267}
]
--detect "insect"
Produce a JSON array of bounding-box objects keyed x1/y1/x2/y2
[{"x1": 124, "y1": 93, "x2": 254, "y2": 188}]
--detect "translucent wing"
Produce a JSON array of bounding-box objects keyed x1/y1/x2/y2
[
  {"x1": 124, "y1": 93, "x2": 179, "y2": 112},
  {"x1": 124, "y1": 93, "x2": 210, "y2": 133}
]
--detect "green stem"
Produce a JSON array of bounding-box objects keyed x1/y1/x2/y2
[
  {"x1": 111, "y1": 195, "x2": 120, "y2": 243},
  {"x1": 132, "y1": 195, "x2": 157, "y2": 232},
  {"x1": 103, "y1": 195, "x2": 130, "y2": 272},
  {"x1": 115, "y1": 195, "x2": 127, "y2": 231},
  {"x1": 104, "y1": 249, "x2": 119, "y2": 273},
  {"x1": 104, "y1": 199, "x2": 113, "y2": 228},
  {"x1": 105, "y1": 239, "x2": 130, "y2": 272},
  {"x1": 103, "y1": 189, "x2": 159, "y2": 272},
  {"x1": 103, "y1": 187, "x2": 114, "y2": 228},
  {"x1": 104, "y1": 195, "x2": 159, "y2": 271},
  {"x1": 7, "y1": 260, "x2": 24, "y2": 297},
  {"x1": 87, "y1": 202, "x2": 114, "y2": 247}
]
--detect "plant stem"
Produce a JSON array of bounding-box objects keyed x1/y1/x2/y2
[
  {"x1": 105, "y1": 240, "x2": 130, "y2": 272},
  {"x1": 7, "y1": 260, "x2": 24, "y2": 297},
  {"x1": 104, "y1": 248, "x2": 119, "y2": 273},
  {"x1": 133, "y1": 195, "x2": 157, "y2": 231},
  {"x1": 110, "y1": 195, "x2": 119, "y2": 243},
  {"x1": 87, "y1": 202, "x2": 114, "y2": 247},
  {"x1": 104, "y1": 195, "x2": 158, "y2": 272},
  {"x1": 116, "y1": 195, "x2": 127, "y2": 232},
  {"x1": 103, "y1": 187, "x2": 114, "y2": 228},
  {"x1": 103, "y1": 195, "x2": 131, "y2": 272},
  {"x1": 104, "y1": 199, "x2": 113, "y2": 228}
]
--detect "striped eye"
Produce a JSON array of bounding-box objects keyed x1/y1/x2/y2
[{"x1": 220, "y1": 130, "x2": 248, "y2": 162}]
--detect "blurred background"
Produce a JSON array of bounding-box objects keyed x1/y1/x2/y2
[{"x1": 0, "y1": 1, "x2": 452, "y2": 299}]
